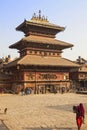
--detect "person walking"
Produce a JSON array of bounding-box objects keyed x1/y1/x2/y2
[{"x1": 73, "y1": 103, "x2": 85, "y2": 130}]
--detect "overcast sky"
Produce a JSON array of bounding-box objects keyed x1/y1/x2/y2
[{"x1": 0, "y1": 0, "x2": 87, "y2": 60}]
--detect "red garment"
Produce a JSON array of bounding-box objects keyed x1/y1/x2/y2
[
  {"x1": 76, "y1": 115, "x2": 82, "y2": 127},
  {"x1": 76, "y1": 103, "x2": 85, "y2": 128},
  {"x1": 79, "y1": 103, "x2": 85, "y2": 117}
]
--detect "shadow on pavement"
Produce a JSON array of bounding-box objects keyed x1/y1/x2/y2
[{"x1": 47, "y1": 103, "x2": 87, "y2": 114}]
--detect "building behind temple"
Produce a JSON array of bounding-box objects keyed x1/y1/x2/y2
[
  {"x1": 0, "y1": 11, "x2": 82, "y2": 94},
  {"x1": 70, "y1": 56, "x2": 87, "y2": 90}
]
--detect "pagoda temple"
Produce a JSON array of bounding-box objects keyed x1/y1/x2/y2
[{"x1": 4, "y1": 11, "x2": 79, "y2": 94}]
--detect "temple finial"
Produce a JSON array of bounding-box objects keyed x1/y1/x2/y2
[{"x1": 31, "y1": 10, "x2": 49, "y2": 22}]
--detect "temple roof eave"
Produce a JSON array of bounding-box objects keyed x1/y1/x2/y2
[
  {"x1": 4, "y1": 55, "x2": 80, "y2": 69},
  {"x1": 16, "y1": 20, "x2": 65, "y2": 33},
  {"x1": 78, "y1": 67, "x2": 87, "y2": 72},
  {"x1": 9, "y1": 36, "x2": 73, "y2": 50}
]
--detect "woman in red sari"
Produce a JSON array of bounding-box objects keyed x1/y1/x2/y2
[{"x1": 73, "y1": 103, "x2": 85, "y2": 130}]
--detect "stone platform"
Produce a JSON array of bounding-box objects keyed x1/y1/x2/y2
[{"x1": 76, "y1": 91, "x2": 87, "y2": 94}]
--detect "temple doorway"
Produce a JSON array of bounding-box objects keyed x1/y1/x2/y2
[{"x1": 45, "y1": 84, "x2": 57, "y2": 93}]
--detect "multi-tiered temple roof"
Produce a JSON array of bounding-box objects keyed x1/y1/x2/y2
[
  {"x1": 7, "y1": 11, "x2": 79, "y2": 68},
  {"x1": 9, "y1": 10, "x2": 73, "y2": 50}
]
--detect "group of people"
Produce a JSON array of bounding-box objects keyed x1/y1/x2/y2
[
  {"x1": 21, "y1": 87, "x2": 32, "y2": 95},
  {"x1": 73, "y1": 103, "x2": 85, "y2": 130}
]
